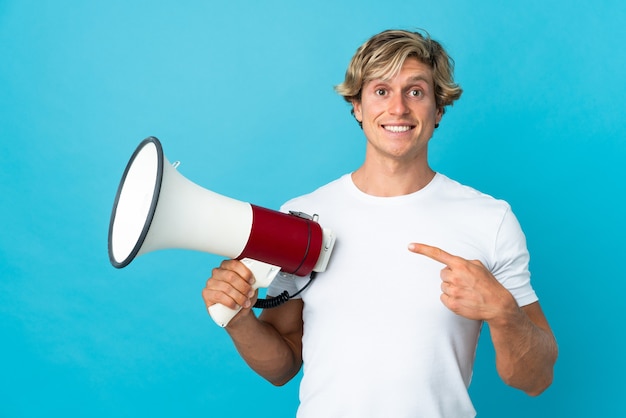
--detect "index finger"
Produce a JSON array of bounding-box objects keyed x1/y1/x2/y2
[
  {"x1": 219, "y1": 259, "x2": 255, "y2": 284},
  {"x1": 408, "y1": 243, "x2": 460, "y2": 266}
]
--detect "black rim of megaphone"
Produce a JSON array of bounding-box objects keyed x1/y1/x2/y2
[{"x1": 108, "y1": 136, "x2": 164, "y2": 268}]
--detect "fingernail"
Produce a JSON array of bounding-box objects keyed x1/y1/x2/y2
[
  {"x1": 248, "y1": 289, "x2": 255, "y2": 298},
  {"x1": 243, "y1": 300, "x2": 251, "y2": 308}
]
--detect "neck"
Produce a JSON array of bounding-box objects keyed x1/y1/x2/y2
[{"x1": 351, "y1": 161, "x2": 436, "y2": 197}]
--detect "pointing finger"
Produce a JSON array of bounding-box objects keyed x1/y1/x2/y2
[{"x1": 408, "y1": 243, "x2": 460, "y2": 266}]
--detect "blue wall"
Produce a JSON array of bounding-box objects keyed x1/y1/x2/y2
[{"x1": 1, "y1": 1, "x2": 624, "y2": 416}]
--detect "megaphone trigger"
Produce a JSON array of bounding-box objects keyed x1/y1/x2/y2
[{"x1": 240, "y1": 258, "x2": 281, "y2": 288}]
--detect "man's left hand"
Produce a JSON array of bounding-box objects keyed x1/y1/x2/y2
[{"x1": 408, "y1": 243, "x2": 518, "y2": 322}]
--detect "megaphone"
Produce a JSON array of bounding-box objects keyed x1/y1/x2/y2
[{"x1": 108, "y1": 137, "x2": 335, "y2": 326}]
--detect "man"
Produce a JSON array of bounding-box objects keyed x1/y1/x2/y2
[{"x1": 202, "y1": 29, "x2": 558, "y2": 417}]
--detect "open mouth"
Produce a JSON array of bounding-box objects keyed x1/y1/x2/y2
[{"x1": 382, "y1": 125, "x2": 414, "y2": 133}]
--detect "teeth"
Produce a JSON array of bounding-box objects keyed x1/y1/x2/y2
[{"x1": 384, "y1": 125, "x2": 411, "y2": 133}]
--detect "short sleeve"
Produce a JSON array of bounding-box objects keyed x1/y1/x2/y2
[{"x1": 492, "y1": 207, "x2": 538, "y2": 307}]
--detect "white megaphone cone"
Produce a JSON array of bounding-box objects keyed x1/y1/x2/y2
[{"x1": 108, "y1": 137, "x2": 335, "y2": 327}]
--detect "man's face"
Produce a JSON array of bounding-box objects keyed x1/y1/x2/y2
[{"x1": 352, "y1": 57, "x2": 443, "y2": 165}]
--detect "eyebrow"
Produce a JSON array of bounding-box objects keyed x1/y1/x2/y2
[
  {"x1": 406, "y1": 75, "x2": 431, "y2": 84},
  {"x1": 372, "y1": 73, "x2": 432, "y2": 85}
]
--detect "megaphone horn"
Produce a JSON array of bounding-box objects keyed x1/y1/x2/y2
[{"x1": 108, "y1": 137, "x2": 335, "y2": 326}]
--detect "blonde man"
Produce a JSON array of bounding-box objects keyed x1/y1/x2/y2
[{"x1": 202, "y1": 29, "x2": 557, "y2": 417}]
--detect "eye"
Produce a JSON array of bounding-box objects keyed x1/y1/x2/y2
[
  {"x1": 409, "y1": 89, "x2": 424, "y2": 98},
  {"x1": 375, "y1": 88, "x2": 387, "y2": 96}
]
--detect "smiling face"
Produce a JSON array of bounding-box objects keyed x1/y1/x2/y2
[{"x1": 352, "y1": 57, "x2": 443, "y2": 168}]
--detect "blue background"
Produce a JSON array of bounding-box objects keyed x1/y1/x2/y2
[{"x1": 1, "y1": 1, "x2": 624, "y2": 417}]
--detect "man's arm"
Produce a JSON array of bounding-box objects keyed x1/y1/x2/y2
[
  {"x1": 202, "y1": 259, "x2": 304, "y2": 386},
  {"x1": 408, "y1": 243, "x2": 558, "y2": 395},
  {"x1": 488, "y1": 301, "x2": 557, "y2": 395}
]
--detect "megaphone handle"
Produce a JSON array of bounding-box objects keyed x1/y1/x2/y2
[{"x1": 208, "y1": 258, "x2": 281, "y2": 327}]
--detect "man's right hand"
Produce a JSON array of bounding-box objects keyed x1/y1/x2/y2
[{"x1": 201, "y1": 259, "x2": 258, "y2": 325}]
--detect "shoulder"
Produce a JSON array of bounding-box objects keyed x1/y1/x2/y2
[
  {"x1": 280, "y1": 174, "x2": 351, "y2": 212},
  {"x1": 431, "y1": 174, "x2": 521, "y2": 247},
  {"x1": 434, "y1": 173, "x2": 512, "y2": 212}
]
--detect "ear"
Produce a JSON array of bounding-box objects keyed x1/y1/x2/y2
[
  {"x1": 435, "y1": 107, "x2": 444, "y2": 124},
  {"x1": 351, "y1": 99, "x2": 363, "y2": 123},
  {"x1": 435, "y1": 107, "x2": 443, "y2": 126}
]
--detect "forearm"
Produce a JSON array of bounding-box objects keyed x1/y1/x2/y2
[
  {"x1": 225, "y1": 310, "x2": 302, "y2": 386},
  {"x1": 488, "y1": 303, "x2": 558, "y2": 396}
]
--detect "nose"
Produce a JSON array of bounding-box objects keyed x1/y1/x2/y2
[{"x1": 388, "y1": 93, "x2": 409, "y2": 115}]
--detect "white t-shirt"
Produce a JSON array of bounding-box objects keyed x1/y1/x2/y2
[{"x1": 268, "y1": 173, "x2": 537, "y2": 418}]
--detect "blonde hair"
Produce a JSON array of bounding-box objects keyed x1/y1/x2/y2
[{"x1": 335, "y1": 29, "x2": 462, "y2": 116}]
